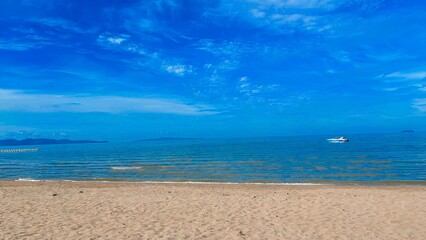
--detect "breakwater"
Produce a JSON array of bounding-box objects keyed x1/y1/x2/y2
[{"x1": 0, "y1": 148, "x2": 39, "y2": 153}]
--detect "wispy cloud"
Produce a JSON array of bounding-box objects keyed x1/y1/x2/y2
[
  {"x1": 238, "y1": 76, "x2": 280, "y2": 102},
  {"x1": 377, "y1": 70, "x2": 426, "y2": 93},
  {"x1": 379, "y1": 71, "x2": 426, "y2": 80},
  {"x1": 0, "y1": 41, "x2": 42, "y2": 51},
  {"x1": 0, "y1": 125, "x2": 38, "y2": 138},
  {"x1": 239, "y1": 76, "x2": 263, "y2": 96},
  {"x1": 412, "y1": 84, "x2": 426, "y2": 92},
  {"x1": 119, "y1": 0, "x2": 185, "y2": 42},
  {"x1": 27, "y1": 17, "x2": 86, "y2": 34},
  {"x1": 0, "y1": 89, "x2": 218, "y2": 115},
  {"x1": 0, "y1": 17, "x2": 87, "y2": 51},
  {"x1": 382, "y1": 87, "x2": 399, "y2": 92},
  {"x1": 248, "y1": 0, "x2": 336, "y2": 10},
  {"x1": 271, "y1": 13, "x2": 316, "y2": 24},
  {"x1": 267, "y1": 92, "x2": 312, "y2": 107},
  {"x1": 0, "y1": 125, "x2": 71, "y2": 139},
  {"x1": 412, "y1": 98, "x2": 426, "y2": 112},
  {"x1": 195, "y1": 39, "x2": 265, "y2": 70},
  {"x1": 249, "y1": 5, "x2": 322, "y2": 30},
  {"x1": 195, "y1": 39, "x2": 246, "y2": 58},
  {"x1": 207, "y1": 0, "x2": 340, "y2": 33},
  {"x1": 97, "y1": 32, "x2": 152, "y2": 56},
  {"x1": 97, "y1": 32, "x2": 195, "y2": 76}
]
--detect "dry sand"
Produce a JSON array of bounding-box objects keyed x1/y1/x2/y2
[{"x1": 1, "y1": 181, "x2": 425, "y2": 240}]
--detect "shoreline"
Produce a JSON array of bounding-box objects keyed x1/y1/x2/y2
[{"x1": 7, "y1": 178, "x2": 426, "y2": 186}]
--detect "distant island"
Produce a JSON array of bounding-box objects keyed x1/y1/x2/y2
[
  {"x1": 401, "y1": 130, "x2": 415, "y2": 133},
  {"x1": 137, "y1": 137, "x2": 200, "y2": 141},
  {"x1": 0, "y1": 138, "x2": 108, "y2": 146}
]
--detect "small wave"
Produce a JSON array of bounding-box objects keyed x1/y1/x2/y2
[
  {"x1": 15, "y1": 178, "x2": 42, "y2": 182},
  {"x1": 111, "y1": 166, "x2": 142, "y2": 170},
  {"x1": 72, "y1": 179, "x2": 326, "y2": 186},
  {"x1": 14, "y1": 178, "x2": 326, "y2": 186}
]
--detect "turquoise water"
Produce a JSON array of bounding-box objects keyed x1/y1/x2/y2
[{"x1": 1, "y1": 132, "x2": 425, "y2": 183}]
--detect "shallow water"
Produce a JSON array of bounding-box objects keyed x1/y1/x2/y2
[{"x1": 1, "y1": 132, "x2": 425, "y2": 183}]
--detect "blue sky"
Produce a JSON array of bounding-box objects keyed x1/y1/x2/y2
[{"x1": 1, "y1": 0, "x2": 426, "y2": 140}]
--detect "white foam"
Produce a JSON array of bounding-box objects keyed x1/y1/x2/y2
[
  {"x1": 16, "y1": 178, "x2": 42, "y2": 182},
  {"x1": 132, "y1": 181, "x2": 325, "y2": 186},
  {"x1": 38, "y1": 179, "x2": 326, "y2": 186},
  {"x1": 13, "y1": 178, "x2": 326, "y2": 186},
  {"x1": 111, "y1": 166, "x2": 142, "y2": 170}
]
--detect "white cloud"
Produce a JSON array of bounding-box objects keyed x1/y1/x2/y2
[
  {"x1": 250, "y1": 9, "x2": 266, "y2": 18},
  {"x1": 240, "y1": 83, "x2": 250, "y2": 88},
  {"x1": 382, "y1": 87, "x2": 399, "y2": 92},
  {"x1": 163, "y1": 64, "x2": 194, "y2": 76},
  {"x1": 97, "y1": 33, "x2": 146, "y2": 58},
  {"x1": 271, "y1": 13, "x2": 315, "y2": 23},
  {"x1": 239, "y1": 77, "x2": 253, "y2": 96},
  {"x1": 195, "y1": 40, "x2": 260, "y2": 72},
  {"x1": 378, "y1": 70, "x2": 426, "y2": 93},
  {"x1": 380, "y1": 71, "x2": 426, "y2": 80},
  {"x1": 203, "y1": 63, "x2": 213, "y2": 69},
  {"x1": 0, "y1": 89, "x2": 217, "y2": 115},
  {"x1": 249, "y1": 0, "x2": 335, "y2": 9},
  {"x1": 97, "y1": 33, "x2": 130, "y2": 46},
  {"x1": 412, "y1": 99, "x2": 426, "y2": 112},
  {"x1": 269, "y1": 13, "x2": 318, "y2": 29},
  {"x1": 200, "y1": 64, "x2": 226, "y2": 89},
  {"x1": 240, "y1": 7, "x2": 326, "y2": 32},
  {"x1": 412, "y1": 84, "x2": 426, "y2": 91},
  {"x1": 107, "y1": 37, "x2": 127, "y2": 44},
  {"x1": 236, "y1": 76, "x2": 281, "y2": 104},
  {"x1": 238, "y1": 76, "x2": 273, "y2": 97},
  {"x1": 195, "y1": 39, "x2": 256, "y2": 60},
  {"x1": 266, "y1": 84, "x2": 280, "y2": 90}
]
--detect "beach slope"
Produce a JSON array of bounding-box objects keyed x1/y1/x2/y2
[{"x1": 1, "y1": 181, "x2": 425, "y2": 239}]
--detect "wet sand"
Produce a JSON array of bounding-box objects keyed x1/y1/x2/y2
[{"x1": 1, "y1": 181, "x2": 425, "y2": 239}]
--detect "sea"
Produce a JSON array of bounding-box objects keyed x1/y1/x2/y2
[{"x1": 1, "y1": 132, "x2": 425, "y2": 184}]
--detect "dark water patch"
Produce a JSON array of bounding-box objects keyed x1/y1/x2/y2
[
  {"x1": 233, "y1": 160, "x2": 265, "y2": 165},
  {"x1": 350, "y1": 160, "x2": 392, "y2": 164},
  {"x1": 73, "y1": 170, "x2": 90, "y2": 174},
  {"x1": 314, "y1": 166, "x2": 327, "y2": 171},
  {"x1": 325, "y1": 173, "x2": 382, "y2": 177},
  {"x1": 164, "y1": 171, "x2": 200, "y2": 177},
  {"x1": 165, "y1": 158, "x2": 194, "y2": 162},
  {"x1": 52, "y1": 162, "x2": 88, "y2": 166},
  {"x1": 199, "y1": 166, "x2": 229, "y2": 171},
  {"x1": 210, "y1": 173, "x2": 243, "y2": 178},
  {"x1": 263, "y1": 166, "x2": 282, "y2": 171}
]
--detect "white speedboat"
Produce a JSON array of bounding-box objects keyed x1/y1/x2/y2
[{"x1": 327, "y1": 136, "x2": 349, "y2": 143}]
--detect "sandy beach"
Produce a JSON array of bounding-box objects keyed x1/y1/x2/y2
[{"x1": 1, "y1": 181, "x2": 425, "y2": 239}]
